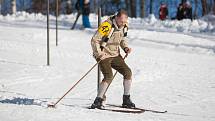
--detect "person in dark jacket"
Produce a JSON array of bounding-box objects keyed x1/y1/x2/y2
[
  {"x1": 159, "y1": 3, "x2": 168, "y2": 20},
  {"x1": 74, "y1": 0, "x2": 91, "y2": 28},
  {"x1": 176, "y1": 1, "x2": 192, "y2": 21},
  {"x1": 176, "y1": 3, "x2": 184, "y2": 20},
  {"x1": 184, "y1": 1, "x2": 192, "y2": 20}
]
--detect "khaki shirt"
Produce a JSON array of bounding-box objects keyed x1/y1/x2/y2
[{"x1": 91, "y1": 16, "x2": 129, "y2": 59}]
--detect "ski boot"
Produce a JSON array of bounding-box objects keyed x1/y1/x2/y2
[
  {"x1": 90, "y1": 97, "x2": 104, "y2": 109},
  {"x1": 122, "y1": 95, "x2": 135, "y2": 108}
]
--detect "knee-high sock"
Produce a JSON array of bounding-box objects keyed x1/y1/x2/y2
[
  {"x1": 97, "y1": 81, "x2": 109, "y2": 98},
  {"x1": 123, "y1": 79, "x2": 132, "y2": 95}
]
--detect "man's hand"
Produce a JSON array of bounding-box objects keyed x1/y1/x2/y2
[
  {"x1": 98, "y1": 52, "x2": 108, "y2": 60},
  {"x1": 124, "y1": 47, "x2": 132, "y2": 54}
]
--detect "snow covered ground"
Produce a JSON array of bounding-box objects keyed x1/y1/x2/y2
[{"x1": 0, "y1": 12, "x2": 215, "y2": 121}]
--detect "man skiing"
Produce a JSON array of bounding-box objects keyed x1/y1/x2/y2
[{"x1": 90, "y1": 9, "x2": 135, "y2": 109}]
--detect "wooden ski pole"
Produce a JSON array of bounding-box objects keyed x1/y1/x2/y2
[{"x1": 48, "y1": 60, "x2": 101, "y2": 108}]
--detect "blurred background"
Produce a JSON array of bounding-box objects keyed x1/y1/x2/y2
[{"x1": 0, "y1": 0, "x2": 214, "y2": 19}]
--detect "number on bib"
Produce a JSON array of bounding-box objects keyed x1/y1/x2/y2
[{"x1": 98, "y1": 22, "x2": 112, "y2": 36}]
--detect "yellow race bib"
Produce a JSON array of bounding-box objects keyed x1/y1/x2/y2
[{"x1": 98, "y1": 21, "x2": 112, "y2": 36}]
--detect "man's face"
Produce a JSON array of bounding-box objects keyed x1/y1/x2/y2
[{"x1": 116, "y1": 14, "x2": 128, "y2": 28}]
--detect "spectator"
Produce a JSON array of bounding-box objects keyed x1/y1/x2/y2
[
  {"x1": 159, "y1": 3, "x2": 168, "y2": 20},
  {"x1": 184, "y1": 1, "x2": 192, "y2": 20},
  {"x1": 74, "y1": 0, "x2": 91, "y2": 29},
  {"x1": 176, "y1": 3, "x2": 184, "y2": 20},
  {"x1": 176, "y1": 1, "x2": 192, "y2": 21}
]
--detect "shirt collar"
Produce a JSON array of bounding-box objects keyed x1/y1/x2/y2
[{"x1": 113, "y1": 18, "x2": 124, "y2": 30}]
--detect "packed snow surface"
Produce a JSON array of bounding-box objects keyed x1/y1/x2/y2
[{"x1": 0, "y1": 12, "x2": 215, "y2": 121}]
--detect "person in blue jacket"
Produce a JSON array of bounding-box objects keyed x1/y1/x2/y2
[{"x1": 75, "y1": 0, "x2": 91, "y2": 28}]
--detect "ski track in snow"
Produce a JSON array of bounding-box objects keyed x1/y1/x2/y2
[{"x1": 0, "y1": 14, "x2": 215, "y2": 121}]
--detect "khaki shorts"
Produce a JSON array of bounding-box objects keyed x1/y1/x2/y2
[{"x1": 98, "y1": 55, "x2": 132, "y2": 83}]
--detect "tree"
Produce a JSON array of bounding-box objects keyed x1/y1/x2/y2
[
  {"x1": 11, "y1": 0, "x2": 16, "y2": 14},
  {"x1": 125, "y1": 0, "x2": 130, "y2": 16},
  {"x1": 207, "y1": 0, "x2": 214, "y2": 13},
  {"x1": 130, "y1": 0, "x2": 136, "y2": 17},
  {"x1": 140, "y1": 0, "x2": 144, "y2": 18},
  {"x1": 0, "y1": 0, "x2": 2, "y2": 15},
  {"x1": 194, "y1": 0, "x2": 198, "y2": 19},
  {"x1": 57, "y1": 0, "x2": 61, "y2": 15},
  {"x1": 149, "y1": 0, "x2": 153, "y2": 14},
  {"x1": 181, "y1": 0, "x2": 187, "y2": 4},
  {"x1": 201, "y1": 0, "x2": 207, "y2": 16},
  {"x1": 93, "y1": 0, "x2": 98, "y2": 13},
  {"x1": 214, "y1": 0, "x2": 215, "y2": 15}
]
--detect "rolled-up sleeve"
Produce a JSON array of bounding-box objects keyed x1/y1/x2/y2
[{"x1": 120, "y1": 37, "x2": 129, "y2": 50}]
